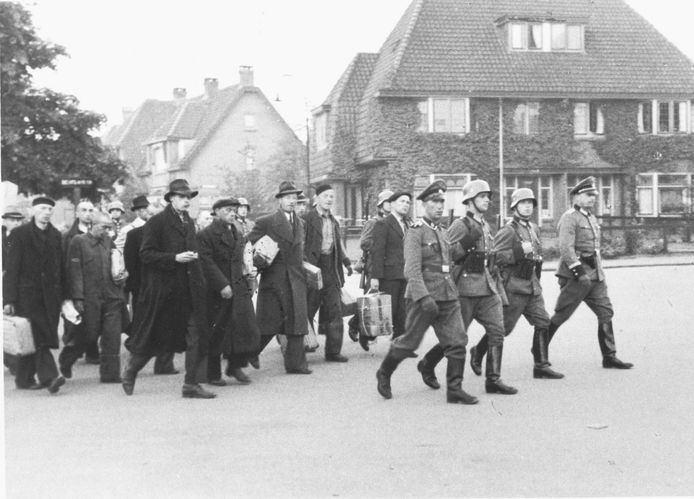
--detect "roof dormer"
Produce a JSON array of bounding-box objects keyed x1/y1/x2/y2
[{"x1": 496, "y1": 15, "x2": 586, "y2": 53}]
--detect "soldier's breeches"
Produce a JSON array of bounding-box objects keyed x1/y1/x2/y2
[
  {"x1": 503, "y1": 292, "x2": 551, "y2": 334},
  {"x1": 392, "y1": 299, "x2": 466, "y2": 359},
  {"x1": 551, "y1": 278, "x2": 614, "y2": 327},
  {"x1": 459, "y1": 295, "x2": 505, "y2": 347}
]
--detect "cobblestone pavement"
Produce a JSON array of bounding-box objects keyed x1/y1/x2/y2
[{"x1": 4, "y1": 265, "x2": 694, "y2": 497}]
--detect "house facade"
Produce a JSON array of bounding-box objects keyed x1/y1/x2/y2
[
  {"x1": 105, "y1": 67, "x2": 302, "y2": 211},
  {"x1": 311, "y1": 0, "x2": 694, "y2": 226}
]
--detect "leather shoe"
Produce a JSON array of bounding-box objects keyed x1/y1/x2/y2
[
  {"x1": 348, "y1": 326, "x2": 359, "y2": 343},
  {"x1": 376, "y1": 369, "x2": 392, "y2": 399},
  {"x1": 59, "y1": 363, "x2": 73, "y2": 379},
  {"x1": 22, "y1": 382, "x2": 45, "y2": 390},
  {"x1": 47, "y1": 376, "x2": 66, "y2": 394},
  {"x1": 207, "y1": 378, "x2": 227, "y2": 386},
  {"x1": 533, "y1": 366, "x2": 564, "y2": 379},
  {"x1": 249, "y1": 356, "x2": 260, "y2": 370},
  {"x1": 602, "y1": 356, "x2": 633, "y2": 369},
  {"x1": 228, "y1": 368, "x2": 251, "y2": 384},
  {"x1": 325, "y1": 354, "x2": 348, "y2": 363},
  {"x1": 182, "y1": 384, "x2": 217, "y2": 399},
  {"x1": 485, "y1": 379, "x2": 518, "y2": 395},
  {"x1": 286, "y1": 367, "x2": 312, "y2": 374},
  {"x1": 358, "y1": 335, "x2": 370, "y2": 351},
  {"x1": 154, "y1": 368, "x2": 180, "y2": 375}
]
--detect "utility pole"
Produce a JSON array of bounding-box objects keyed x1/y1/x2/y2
[
  {"x1": 498, "y1": 97, "x2": 504, "y2": 229},
  {"x1": 305, "y1": 116, "x2": 311, "y2": 198}
]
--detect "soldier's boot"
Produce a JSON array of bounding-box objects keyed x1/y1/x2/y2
[
  {"x1": 533, "y1": 322, "x2": 559, "y2": 366},
  {"x1": 417, "y1": 357, "x2": 440, "y2": 389},
  {"x1": 469, "y1": 335, "x2": 488, "y2": 376},
  {"x1": 532, "y1": 327, "x2": 564, "y2": 379},
  {"x1": 376, "y1": 350, "x2": 406, "y2": 400},
  {"x1": 598, "y1": 322, "x2": 633, "y2": 369},
  {"x1": 446, "y1": 356, "x2": 478, "y2": 405},
  {"x1": 485, "y1": 344, "x2": 518, "y2": 395},
  {"x1": 422, "y1": 343, "x2": 445, "y2": 372}
]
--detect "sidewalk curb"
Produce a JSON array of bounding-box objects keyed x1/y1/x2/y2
[{"x1": 542, "y1": 258, "x2": 694, "y2": 272}]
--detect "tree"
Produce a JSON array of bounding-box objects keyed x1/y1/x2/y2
[{"x1": 0, "y1": 2, "x2": 126, "y2": 197}]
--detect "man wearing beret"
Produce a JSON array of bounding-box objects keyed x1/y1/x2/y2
[
  {"x1": 123, "y1": 179, "x2": 216, "y2": 398},
  {"x1": 376, "y1": 180, "x2": 477, "y2": 405},
  {"x1": 548, "y1": 176, "x2": 633, "y2": 371},
  {"x1": 303, "y1": 184, "x2": 353, "y2": 363},
  {"x1": 198, "y1": 198, "x2": 260, "y2": 386},
  {"x1": 419, "y1": 179, "x2": 518, "y2": 395},
  {"x1": 3, "y1": 197, "x2": 66, "y2": 393},
  {"x1": 248, "y1": 181, "x2": 311, "y2": 374},
  {"x1": 121, "y1": 196, "x2": 178, "y2": 375},
  {"x1": 347, "y1": 189, "x2": 393, "y2": 350},
  {"x1": 494, "y1": 188, "x2": 563, "y2": 379},
  {"x1": 369, "y1": 190, "x2": 412, "y2": 340}
]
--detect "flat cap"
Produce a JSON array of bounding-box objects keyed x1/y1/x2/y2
[
  {"x1": 32, "y1": 196, "x2": 55, "y2": 207},
  {"x1": 417, "y1": 180, "x2": 447, "y2": 202},
  {"x1": 388, "y1": 190, "x2": 413, "y2": 203},
  {"x1": 212, "y1": 198, "x2": 240, "y2": 211},
  {"x1": 570, "y1": 176, "x2": 598, "y2": 195},
  {"x1": 2, "y1": 207, "x2": 24, "y2": 219},
  {"x1": 315, "y1": 184, "x2": 333, "y2": 196}
]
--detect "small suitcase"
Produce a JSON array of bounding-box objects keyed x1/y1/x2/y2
[
  {"x1": 303, "y1": 262, "x2": 323, "y2": 290},
  {"x1": 3, "y1": 315, "x2": 36, "y2": 356}
]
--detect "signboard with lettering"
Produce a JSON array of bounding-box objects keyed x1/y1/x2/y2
[{"x1": 61, "y1": 179, "x2": 93, "y2": 187}]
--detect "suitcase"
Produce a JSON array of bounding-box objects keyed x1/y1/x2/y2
[
  {"x1": 303, "y1": 262, "x2": 323, "y2": 290},
  {"x1": 3, "y1": 315, "x2": 36, "y2": 356},
  {"x1": 356, "y1": 292, "x2": 394, "y2": 337}
]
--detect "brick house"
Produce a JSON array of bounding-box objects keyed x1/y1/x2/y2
[
  {"x1": 105, "y1": 67, "x2": 302, "y2": 211},
  {"x1": 311, "y1": 0, "x2": 694, "y2": 225}
]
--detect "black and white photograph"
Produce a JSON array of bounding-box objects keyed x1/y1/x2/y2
[{"x1": 2, "y1": 0, "x2": 694, "y2": 496}]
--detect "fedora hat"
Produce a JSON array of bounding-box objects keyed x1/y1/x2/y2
[
  {"x1": 131, "y1": 195, "x2": 150, "y2": 211},
  {"x1": 165, "y1": 179, "x2": 198, "y2": 202},
  {"x1": 275, "y1": 181, "x2": 303, "y2": 199}
]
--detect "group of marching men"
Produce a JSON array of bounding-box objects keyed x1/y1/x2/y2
[{"x1": 3, "y1": 174, "x2": 633, "y2": 401}]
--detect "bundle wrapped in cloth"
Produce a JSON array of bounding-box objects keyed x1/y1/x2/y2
[
  {"x1": 111, "y1": 248, "x2": 126, "y2": 280},
  {"x1": 357, "y1": 292, "x2": 394, "y2": 337},
  {"x1": 253, "y1": 235, "x2": 279, "y2": 271}
]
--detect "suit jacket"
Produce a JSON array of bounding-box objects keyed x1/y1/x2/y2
[
  {"x1": 302, "y1": 208, "x2": 350, "y2": 286},
  {"x1": 3, "y1": 219, "x2": 63, "y2": 348},
  {"x1": 556, "y1": 207, "x2": 605, "y2": 281},
  {"x1": 495, "y1": 218, "x2": 543, "y2": 296},
  {"x1": 370, "y1": 213, "x2": 406, "y2": 281},
  {"x1": 67, "y1": 233, "x2": 122, "y2": 301},
  {"x1": 248, "y1": 209, "x2": 308, "y2": 336},
  {"x1": 449, "y1": 214, "x2": 497, "y2": 297}
]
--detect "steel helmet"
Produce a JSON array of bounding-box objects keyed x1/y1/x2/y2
[
  {"x1": 376, "y1": 189, "x2": 395, "y2": 208},
  {"x1": 237, "y1": 197, "x2": 251, "y2": 210},
  {"x1": 510, "y1": 188, "x2": 537, "y2": 209},
  {"x1": 461, "y1": 180, "x2": 492, "y2": 204}
]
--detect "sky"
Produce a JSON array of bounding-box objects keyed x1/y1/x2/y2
[{"x1": 22, "y1": 0, "x2": 694, "y2": 138}]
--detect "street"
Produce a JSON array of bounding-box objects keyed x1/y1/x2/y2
[{"x1": 4, "y1": 265, "x2": 694, "y2": 498}]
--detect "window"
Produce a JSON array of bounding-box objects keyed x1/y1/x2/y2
[
  {"x1": 509, "y1": 22, "x2": 583, "y2": 52},
  {"x1": 539, "y1": 176, "x2": 552, "y2": 219},
  {"x1": 151, "y1": 143, "x2": 166, "y2": 172},
  {"x1": 574, "y1": 102, "x2": 605, "y2": 136},
  {"x1": 551, "y1": 24, "x2": 566, "y2": 50},
  {"x1": 314, "y1": 113, "x2": 327, "y2": 151},
  {"x1": 599, "y1": 175, "x2": 614, "y2": 215},
  {"x1": 244, "y1": 146, "x2": 256, "y2": 170},
  {"x1": 243, "y1": 114, "x2": 256, "y2": 131},
  {"x1": 640, "y1": 100, "x2": 691, "y2": 134},
  {"x1": 505, "y1": 176, "x2": 552, "y2": 220},
  {"x1": 636, "y1": 173, "x2": 692, "y2": 216},
  {"x1": 418, "y1": 98, "x2": 470, "y2": 134},
  {"x1": 567, "y1": 25, "x2": 583, "y2": 50},
  {"x1": 513, "y1": 102, "x2": 540, "y2": 135},
  {"x1": 510, "y1": 23, "x2": 542, "y2": 50}
]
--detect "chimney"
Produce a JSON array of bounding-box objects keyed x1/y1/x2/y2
[
  {"x1": 122, "y1": 108, "x2": 135, "y2": 123},
  {"x1": 204, "y1": 78, "x2": 219, "y2": 99},
  {"x1": 173, "y1": 87, "x2": 187, "y2": 100},
  {"x1": 239, "y1": 66, "x2": 254, "y2": 87}
]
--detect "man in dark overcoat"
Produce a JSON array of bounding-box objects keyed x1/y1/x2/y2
[
  {"x1": 369, "y1": 190, "x2": 412, "y2": 340},
  {"x1": 61, "y1": 212, "x2": 126, "y2": 383},
  {"x1": 198, "y1": 198, "x2": 260, "y2": 386},
  {"x1": 302, "y1": 184, "x2": 353, "y2": 362},
  {"x1": 122, "y1": 197, "x2": 177, "y2": 375},
  {"x1": 2, "y1": 207, "x2": 24, "y2": 375},
  {"x1": 3, "y1": 197, "x2": 66, "y2": 393},
  {"x1": 122, "y1": 179, "x2": 215, "y2": 398},
  {"x1": 247, "y1": 181, "x2": 311, "y2": 374},
  {"x1": 548, "y1": 176, "x2": 633, "y2": 370}
]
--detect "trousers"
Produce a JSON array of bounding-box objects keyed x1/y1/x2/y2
[
  {"x1": 551, "y1": 277, "x2": 614, "y2": 326},
  {"x1": 307, "y1": 253, "x2": 344, "y2": 356}
]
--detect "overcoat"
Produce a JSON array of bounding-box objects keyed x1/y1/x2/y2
[
  {"x1": 123, "y1": 224, "x2": 145, "y2": 296},
  {"x1": 370, "y1": 213, "x2": 406, "y2": 280},
  {"x1": 3, "y1": 220, "x2": 63, "y2": 348},
  {"x1": 197, "y1": 219, "x2": 260, "y2": 354},
  {"x1": 556, "y1": 207, "x2": 605, "y2": 281},
  {"x1": 302, "y1": 208, "x2": 349, "y2": 286},
  {"x1": 248, "y1": 209, "x2": 308, "y2": 336},
  {"x1": 125, "y1": 205, "x2": 208, "y2": 354}
]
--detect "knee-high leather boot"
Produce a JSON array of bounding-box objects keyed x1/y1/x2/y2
[
  {"x1": 469, "y1": 334, "x2": 488, "y2": 376},
  {"x1": 376, "y1": 350, "x2": 406, "y2": 399},
  {"x1": 598, "y1": 322, "x2": 633, "y2": 369},
  {"x1": 446, "y1": 356, "x2": 478, "y2": 405},
  {"x1": 417, "y1": 356, "x2": 440, "y2": 389},
  {"x1": 532, "y1": 327, "x2": 564, "y2": 379},
  {"x1": 485, "y1": 344, "x2": 518, "y2": 395}
]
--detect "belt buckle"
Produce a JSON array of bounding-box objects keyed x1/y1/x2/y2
[{"x1": 441, "y1": 265, "x2": 450, "y2": 273}]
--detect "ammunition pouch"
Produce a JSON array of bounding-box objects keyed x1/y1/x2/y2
[
  {"x1": 535, "y1": 260, "x2": 543, "y2": 279},
  {"x1": 462, "y1": 251, "x2": 487, "y2": 274},
  {"x1": 515, "y1": 258, "x2": 536, "y2": 280}
]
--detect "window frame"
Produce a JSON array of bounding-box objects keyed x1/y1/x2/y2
[
  {"x1": 418, "y1": 98, "x2": 470, "y2": 135},
  {"x1": 636, "y1": 173, "x2": 693, "y2": 217},
  {"x1": 512, "y1": 102, "x2": 540, "y2": 135},
  {"x1": 509, "y1": 21, "x2": 583, "y2": 52},
  {"x1": 574, "y1": 102, "x2": 605, "y2": 137},
  {"x1": 640, "y1": 100, "x2": 691, "y2": 135}
]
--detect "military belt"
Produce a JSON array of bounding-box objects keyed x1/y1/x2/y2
[{"x1": 422, "y1": 264, "x2": 450, "y2": 274}]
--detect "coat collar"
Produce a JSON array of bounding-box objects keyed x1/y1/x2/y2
[
  {"x1": 164, "y1": 204, "x2": 190, "y2": 236},
  {"x1": 210, "y1": 218, "x2": 236, "y2": 247},
  {"x1": 386, "y1": 213, "x2": 405, "y2": 238},
  {"x1": 273, "y1": 209, "x2": 295, "y2": 243}
]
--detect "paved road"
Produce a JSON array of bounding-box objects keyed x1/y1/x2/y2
[{"x1": 4, "y1": 266, "x2": 694, "y2": 497}]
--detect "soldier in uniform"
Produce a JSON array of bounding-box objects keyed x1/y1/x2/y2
[
  {"x1": 494, "y1": 188, "x2": 563, "y2": 379},
  {"x1": 376, "y1": 180, "x2": 477, "y2": 405},
  {"x1": 235, "y1": 197, "x2": 254, "y2": 237},
  {"x1": 418, "y1": 179, "x2": 517, "y2": 395},
  {"x1": 548, "y1": 176, "x2": 633, "y2": 370}
]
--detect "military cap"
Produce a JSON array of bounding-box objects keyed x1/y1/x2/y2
[
  {"x1": 2, "y1": 207, "x2": 24, "y2": 219},
  {"x1": 32, "y1": 196, "x2": 55, "y2": 207},
  {"x1": 376, "y1": 189, "x2": 394, "y2": 207},
  {"x1": 315, "y1": 184, "x2": 333, "y2": 196},
  {"x1": 417, "y1": 179, "x2": 447, "y2": 201},
  {"x1": 212, "y1": 198, "x2": 240, "y2": 211},
  {"x1": 388, "y1": 190, "x2": 413, "y2": 203},
  {"x1": 131, "y1": 195, "x2": 150, "y2": 211},
  {"x1": 570, "y1": 176, "x2": 598, "y2": 195}
]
